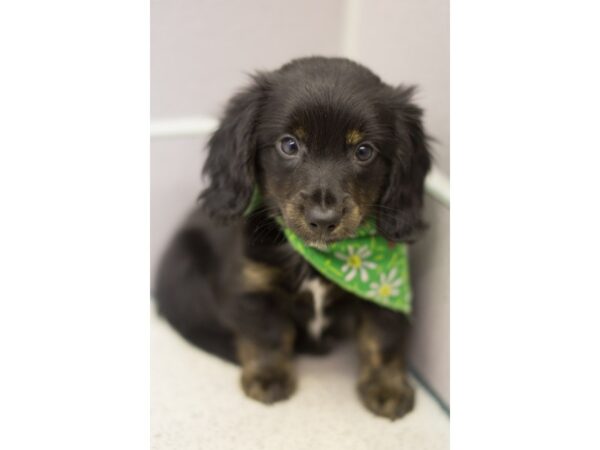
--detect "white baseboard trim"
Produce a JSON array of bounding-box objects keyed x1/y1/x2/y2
[{"x1": 151, "y1": 116, "x2": 219, "y2": 138}]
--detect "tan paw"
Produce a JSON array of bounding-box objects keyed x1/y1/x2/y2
[
  {"x1": 241, "y1": 364, "x2": 296, "y2": 404},
  {"x1": 358, "y1": 369, "x2": 415, "y2": 420}
]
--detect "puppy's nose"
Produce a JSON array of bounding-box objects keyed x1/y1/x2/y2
[{"x1": 306, "y1": 206, "x2": 341, "y2": 234}]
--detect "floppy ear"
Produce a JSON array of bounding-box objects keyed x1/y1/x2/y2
[
  {"x1": 377, "y1": 86, "x2": 432, "y2": 242},
  {"x1": 198, "y1": 75, "x2": 269, "y2": 223}
]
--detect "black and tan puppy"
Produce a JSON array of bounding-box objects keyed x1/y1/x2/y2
[{"x1": 155, "y1": 57, "x2": 431, "y2": 420}]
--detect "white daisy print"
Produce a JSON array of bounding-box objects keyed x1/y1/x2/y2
[
  {"x1": 367, "y1": 267, "x2": 403, "y2": 301},
  {"x1": 335, "y1": 245, "x2": 377, "y2": 282}
]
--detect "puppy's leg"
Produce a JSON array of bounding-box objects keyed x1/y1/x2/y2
[
  {"x1": 232, "y1": 259, "x2": 297, "y2": 404},
  {"x1": 236, "y1": 323, "x2": 296, "y2": 404},
  {"x1": 356, "y1": 306, "x2": 414, "y2": 419}
]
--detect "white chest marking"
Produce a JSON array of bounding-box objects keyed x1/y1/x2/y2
[{"x1": 301, "y1": 278, "x2": 330, "y2": 340}]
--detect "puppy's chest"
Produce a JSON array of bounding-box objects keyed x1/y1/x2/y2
[
  {"x1": 296, "y1": 274, "x2": 333, "y2": 340},
  {"x1": 244, "y1": 236, "x2": 353, "y2": 340},
  {"x1": 288, "y1": 259, "x2": 358, "y2": 342}
]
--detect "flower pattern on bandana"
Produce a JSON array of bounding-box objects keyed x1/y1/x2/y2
[
  {"x1": 335, "y1": 245, "x2": 377, "y2": 282},
  {"x1": 367, "y1": 267, "x2": 403, "y2": 302}
]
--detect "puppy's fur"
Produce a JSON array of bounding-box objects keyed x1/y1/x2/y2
[{"x1": 155, "y1": 57, "x2": 431, "y2": 419}]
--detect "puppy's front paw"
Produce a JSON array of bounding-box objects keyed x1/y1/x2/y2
[
  {"x1": 241, "y1": 364, "x2": 296, "y2": 405},
  {"x1": 358, "y1": 368, "x2": 415, "y2": 420}
]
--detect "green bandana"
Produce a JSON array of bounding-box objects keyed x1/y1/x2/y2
[
  {"x1": 282, "y1": 221, "x2": 412, "y2": 314},
  {"x1": 245, "y1": 190, "x2": 412, "y2": 314}
]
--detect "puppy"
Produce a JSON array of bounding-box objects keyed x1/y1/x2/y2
[{"x1": 155, "y1": 57, "x2": 431, "y2": 420}]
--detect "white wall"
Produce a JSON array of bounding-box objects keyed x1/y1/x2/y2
[
  {"x1": 350, "y1": 0, "x2": 450, "y2": 175},
  {"x1": 151, "y1": 0, "x2": 345, "y2": 118},
  {"x1": 151, "y1": 0, "x2": 449, "y2": 405}
]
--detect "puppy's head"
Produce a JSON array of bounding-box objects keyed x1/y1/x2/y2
[{"x1": 200, "y1": 57, "x2": 431, "y2": 245}]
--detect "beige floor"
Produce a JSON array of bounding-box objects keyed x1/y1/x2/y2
[{"x1": 151, "y1": 309, "x2": 449, "y2": 450}]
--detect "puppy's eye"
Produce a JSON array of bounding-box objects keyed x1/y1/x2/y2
[
  {"x1": 278, "y1": 136, "x2": 300, "y2": 157},
  {"x1": 354, "y1": 144, "x2": 375, "y2": 163}
]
